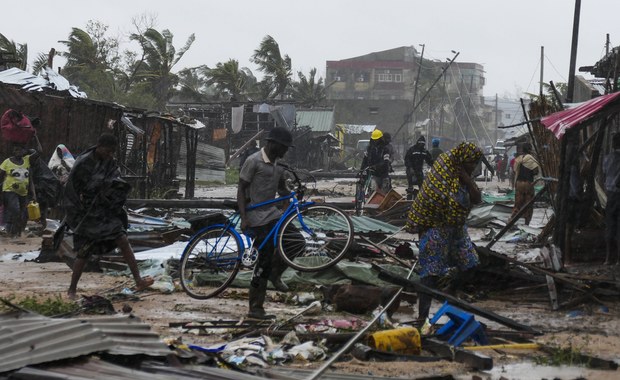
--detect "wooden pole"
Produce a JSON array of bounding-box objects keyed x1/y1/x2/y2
[{"x1": 565, "y1": 0, "x2": 581, "y2": 103}]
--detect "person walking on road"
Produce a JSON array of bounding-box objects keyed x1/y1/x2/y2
[
  {"x1": 510, "y1": 143, "x2": 540, "y2": 225},
  {"x1": 430, "y1": 138, "x2": 444, "y2": 163},
  {"x1": 64, "y1": 133, "x2": 153, "y2": 299},
  {"x1": 407, "y1": 142, "x2": 483, "y2": 324},
  {"x1": 237, "y1": 127, "x2": 293, "y2": 319},
  {"x1": 404, "y1": 136, "x2": 433, "y2": 195}
]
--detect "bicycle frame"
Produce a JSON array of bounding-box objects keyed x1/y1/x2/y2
[{"x1": 203, "y1": 191, "x2": 316, "y2": 254}]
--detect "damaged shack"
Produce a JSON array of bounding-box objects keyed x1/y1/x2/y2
[{"x1": 0, "y1": 68, "x2": 225, "y2": 199}]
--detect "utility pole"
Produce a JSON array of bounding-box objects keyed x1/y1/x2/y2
[
  {"x1": 412, "y1": 44, "x2": 425, "y2": 141},
  {"x1": 565, "y1": 0, "x2": 581, "y2": 103},
  {"x1": 540, "y1": 46, "x2": 544, "y2": 98},
  {"x1": 605, "y1": 34, "x2": 612, "y2": 94},
  {"x1": 495, "y1": 94, "x2": 499, "y2": 144}
]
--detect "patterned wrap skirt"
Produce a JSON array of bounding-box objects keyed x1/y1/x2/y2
[{"x1": 418, "y1": 225, "x2": 479, "y2": 278}]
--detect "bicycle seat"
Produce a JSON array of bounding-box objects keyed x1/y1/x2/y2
[
  {"x1": 222, "y1": 199, "x2": 239, "y2": 210},
  {"x1": 188, "y1": 212, "x2": 229, "y2": 232}
]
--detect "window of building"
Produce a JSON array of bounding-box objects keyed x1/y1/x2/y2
[
  {"x1": 375, "y1": 69, "x2": 403, "y2": 83},
  {"x1": 505, "y1": 113, "x2": 511, "y2": 119}
]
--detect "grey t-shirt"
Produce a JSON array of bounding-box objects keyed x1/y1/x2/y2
[{"x1": 239, "y1": 148, "x2": 286, "y2": 227}]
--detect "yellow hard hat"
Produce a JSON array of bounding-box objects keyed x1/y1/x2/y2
[{"x1": 371, "y1": 129, "x2": 383, "y2": 140}]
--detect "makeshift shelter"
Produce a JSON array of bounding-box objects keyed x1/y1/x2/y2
[
  {"x1": 0, "y1": 69, "x2": 221, "y2": 199},
  {"x1": 536, "y1": 92, "x2": 620, "y2": 263}
]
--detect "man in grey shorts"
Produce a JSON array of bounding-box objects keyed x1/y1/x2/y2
[{"x1": 237, "y1": 127, "x2": 293, "y2": 319}]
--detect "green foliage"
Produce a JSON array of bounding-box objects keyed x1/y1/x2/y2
[
  {"x1": 204, "y1": 60, "x2": 257, "y2": 101},
  {"x1": 251, "y1": 35, "x2": 292, "y2": 100},
  {"x1": 0, "y1": 295, "x2": 79, "y2": 316},
  {"x1": 291, "y1": 68, "x2": 327, "y2": 107},
  {"x1": 534, "y1": 342, "x2": 592, "y2": 367},
  {"x1": 0, "y1": 33, "x2": 28, "y2": 70},
  {"x1": 130, "y1": 28, "x2": 195, "y2": 110},
  {"x1": 225, "y1": 168, "x2": 239, "y2": 185}
]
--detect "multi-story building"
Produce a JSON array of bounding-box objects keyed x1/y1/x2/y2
[{"x1": 325, "y1": 46, "x2": 488, "y2": 153}]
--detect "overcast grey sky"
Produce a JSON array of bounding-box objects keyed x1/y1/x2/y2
[{"x1": 5, "y1": 0, "x2": 619, "y2": 98}]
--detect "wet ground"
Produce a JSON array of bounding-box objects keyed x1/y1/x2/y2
[{"x1": 1, "y1": 177, "x2": 619, "y2": 379}]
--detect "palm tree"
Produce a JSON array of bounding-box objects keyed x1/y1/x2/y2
[
  {"x1": 130, "y1": 28, "x2": 195, "y2": 110},
  {"x1": 251, "y1": 35, "x2": 292, "y2": 100},
  {"x1": 59, "y1": 26, "x2": 117, "y2": 100},
  {"x1": 203, "y1": 59, "x2": 257, "y2": 101},
  {"x1": 0, "y1": 33, "x2": 27, "y2": 70},
  {"x1": 291, "y1": 68, "x2": 328, "y2": 107}
]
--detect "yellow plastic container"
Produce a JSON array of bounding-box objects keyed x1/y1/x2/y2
[
  {"x1": 27, "y1": 201, "x2": 41, "y2": 221},
  {"x1": 368, "y1": 327, "x2": 421, "y2": 354}
]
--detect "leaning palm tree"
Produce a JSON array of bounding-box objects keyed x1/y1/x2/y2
[
  {"x1": 203, "y1": 59, "x2": 257, "y2": 101},
  {"x1": 0, "y1": 33, "x2": 27, "y2": 70},
  {"x1": 32, "y1": 53, "x2": 49, "y2": 75},
  {"x1": 291, "y1": 68, "x2": 328, "y2": 107},
  {"x1": 130, "y1": 28, "x2": 195, "y2": 111},
  {"x1": 251, "y1": 35, "x2": 292, "y2": 100},
  {"x1": 59, "y1": 27, "x2": 117, "y2": 100}
]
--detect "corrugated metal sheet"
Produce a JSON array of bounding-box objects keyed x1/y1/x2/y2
[
  {"x1": 338, "y1": 124, "x2": 376, "y2": 134},
  {"x1": 0, "y1": 67, "x2": 86, "y2": 98},
  {"x1": 350, "y1": 215, "x2": 401, "y2": 234},
  {"x1": 11, "y1": 356, "x2": 283, "y2": 379},
  {"x1": 296, "y1": 110, "x2": 334, "y2": 133},
  {"x1": 0, "y1": 312, "x2": 171, "y2": 373},
  {"x1": 177, "y1": 136, "x2": 226, "y2": 183},
  {"x1": 541, "y1": 92, "x2": 620, "y2": 139}
]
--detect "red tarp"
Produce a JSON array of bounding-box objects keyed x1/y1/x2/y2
[{"x1": 540, "y1": 92, "x2": 620, "y2": 139}]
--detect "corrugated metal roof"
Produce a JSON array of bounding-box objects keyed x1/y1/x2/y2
[
  {"x1": 0, "y1": 312, "x2": 171, "y2": 373},
  {"x1": 296, "y1": 110, "x2": 334, "y2": 133},
  {"x1": 11, "y1": 356, "x2": 287, "y2": 379},
  {"x1": 337, "y1": 124, "x2": 376, "y2": 134},
  {"x1": 351, "y1": 215, "x2": 401, "y2": 234},
  {"x1": 0, "y1": 67, "x2": 86, "y2": 98}
]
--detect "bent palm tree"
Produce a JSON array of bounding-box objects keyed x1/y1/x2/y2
[
  {"x1": 251, "y1": 35, "x2": 292, "y2": 100},
  {"x1": 131, "y1": 28, "x2": 195, "y2": 111},
  {"x1": 203, "y1": 59, "x2": 257, "y2": 101},
  {"x1": 291, "y1": 68, "x2": 327, "y2": 107},
  {"x1": 0, "y1": 33, "x2": 27, "y2": 70}
]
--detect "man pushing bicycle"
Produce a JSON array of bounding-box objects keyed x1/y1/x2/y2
[{"x1": 237, "y1": 127, "x2": 294, "y2": 319}]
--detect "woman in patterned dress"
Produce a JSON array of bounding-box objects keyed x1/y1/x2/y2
[{"x1": 407, "y1": 142, "x2": 483, "y2": 322}]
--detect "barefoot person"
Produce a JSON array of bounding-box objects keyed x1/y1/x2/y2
[{"x1": 64, "y1": 133, "x2": 152, "y2": 299}]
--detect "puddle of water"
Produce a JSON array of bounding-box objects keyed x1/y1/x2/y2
[{"x1": 481, "y1": 361, "x2": 606, "y2": 380}]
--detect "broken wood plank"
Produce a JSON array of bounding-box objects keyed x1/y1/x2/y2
[
  {"x1": 424, "y1": 338, "x2": 493, "y2": 370},
  {"x1": 358, "y1": 236, "x2": 412, "y2": 268},
  {"x1": 351, "y1": 343, "x2": 446, "y2": 362},
  {"x1": 126, "y1": 198, "x2": 355, "y2": 210},
  {"x1": 476, "y1": 246, "x2": 590, "y2": 292},
  {"x1": 374, "y1": 264, "x2": 540, "y2": 334}
]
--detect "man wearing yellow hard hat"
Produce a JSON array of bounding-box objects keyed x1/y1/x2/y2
[{"x1": 361, "y1": 129, "x2": 393, "y2": 193}]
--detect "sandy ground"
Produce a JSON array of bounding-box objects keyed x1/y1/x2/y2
[{"x1": 1, "y1": 178, "x2": 619, "y2": 379}]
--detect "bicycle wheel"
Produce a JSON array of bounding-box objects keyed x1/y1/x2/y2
[
  {"x1": 179, "y1": 226, "x2": 242, "y2": 299},
  {"x1": 277, "y1": 204, "x2": 354, "y2": 272}
]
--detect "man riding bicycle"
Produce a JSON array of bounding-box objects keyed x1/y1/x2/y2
[
  {"x1": 360, "y1": 129, "x2": 393, "y2": 194},
  {"x1": 237, "y1": 127, "x2": 293, "y2": 319}
]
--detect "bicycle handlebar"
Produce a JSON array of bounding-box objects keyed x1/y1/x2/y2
[{"x1": 277, "y1": 163, "x2": 309, "y2": 200}]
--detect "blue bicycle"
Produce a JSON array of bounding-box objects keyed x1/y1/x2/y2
[{"x1": 179, "y1": 168, "x2": 354, "y2": 300}]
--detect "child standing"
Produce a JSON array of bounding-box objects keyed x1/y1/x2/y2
[{"x1": 0, "y1": 145, "x2": 38, "y2": 237}]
